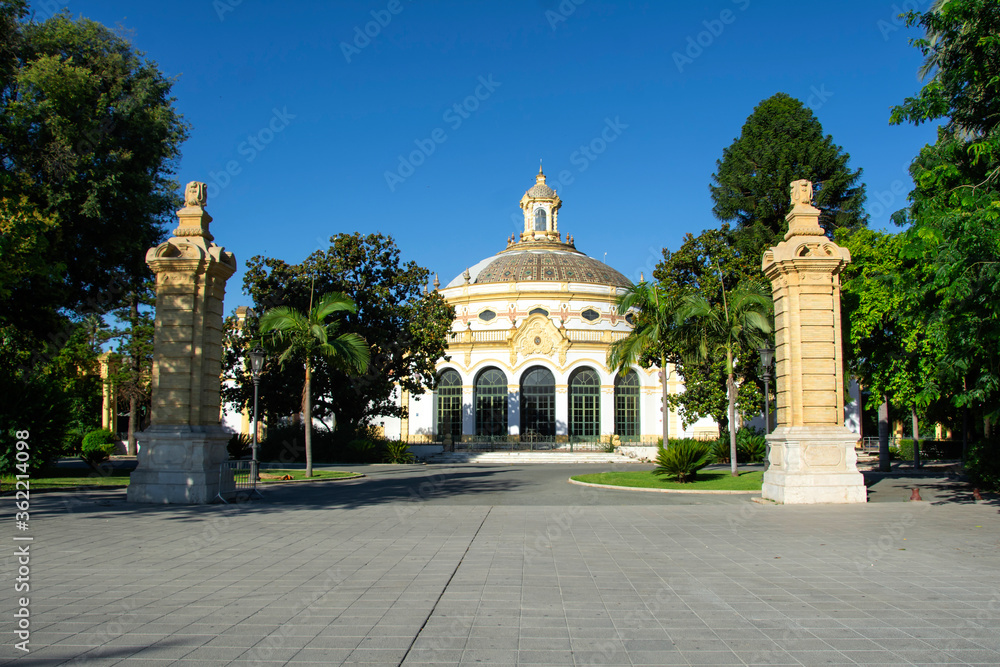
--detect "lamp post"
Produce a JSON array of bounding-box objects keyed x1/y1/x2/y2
[
  {"x1": 248, "y1": 346, "x2": 265, "y2": 474},
  {"x1": 759, "y1": 343, "x2": 775, "y2": 434},
  {"x1": 659, "y1": 365, "x2": 672, "y2": 443}
]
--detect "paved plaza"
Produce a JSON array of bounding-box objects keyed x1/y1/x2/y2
[{"x1": 3, "y1": 463, "x2": 999, "y2": 666}]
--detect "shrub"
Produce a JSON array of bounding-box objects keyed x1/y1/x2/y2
[
  {"x1": 887, "y1": 445, "x2": 900, "y2": 461},
  {"x1": 654, "y1": 440, "x2": 714, "y2": 483},
  {"x1": 0, "y1": 370, "x2": 72, "y2": 477},
  {"x1": 736, "y1": 427, "x2": 767, "y2": 463},
  {"x1": 61, "y1": 423, "x2": 90, "y2": 455},
  {"x1": 711, "y1": 436, "x2": 731, "y2": 464},
  {"x1": 346, "y1": 438, "x2": 386, "y2": 463},
  {"x1": 898, "y1": 438, "x2": 963, "y2": 461},
  {"x1": 257, "y1": 424, "x2": 307, "y2": 463},
  {"x1": 227, "y1": 432, "x2": 253, "y2": 459},
  {"x1": 383, "y1": 440, "x2": 415, "y2": 464},
  {"x1": 81, "y1": 429, "x2": 117, "y2": 464},
  {"x1": 966, "y1": 441, "x2": 1000, "y2": 492}
]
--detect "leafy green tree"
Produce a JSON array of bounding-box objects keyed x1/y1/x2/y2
[
  {"x1": 676, "y1": 281, "x2": 773, "y2": 476},
  {"x1": 607, "y1": 281, "x2": 680, "y2": 445},
  {"x1": 838, "y1": 228, "x2": 941, "y2": 468},
  {"x1": 655, "y1": 95, "x2": 865, "y2": 434},
  {"x1": 260, "y1": 292, "x2": 370, "y2": 477},
  {"x1": 711, "y1": 92, "x2": 868, "y2": 248},
  {"x1": 106, "y1": 282, "x2": 156, "y2": 455},
  {"x1": 0, "y1": 5, "x2": 188, "y2": 337},
  {"x1": 890, "y1": 0, "x2": 1000, "y2": 438},
  {"x1": 891, "y1": 0, "x2": 1000, "y2": 138},
  {"x1": 231, "y1": 233, "x2": 454, "y2": 434},
  {"x1": 0, "y1": 3, "x2": 186, "y2": 473},
  {"x1": 653, "y1": 226, "x2": 766, "y2": 433}
]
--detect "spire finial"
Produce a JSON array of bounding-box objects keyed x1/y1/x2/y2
[{"x1": 539, "y1": 159, "x2": 543, "y2": 175}]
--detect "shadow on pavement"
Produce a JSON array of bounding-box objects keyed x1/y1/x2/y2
[
  {"x1": 31, "y1": 465, "x2": 523, "y2": 521},
  {"x1": 864, "y1": 468, "x2": 1000, "y2": 508}
]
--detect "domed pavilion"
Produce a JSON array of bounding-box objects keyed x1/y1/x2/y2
[{"x1": 385, "y1": 168, "x2": 719, "y2": 447}]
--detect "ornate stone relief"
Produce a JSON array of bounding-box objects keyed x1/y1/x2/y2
[
  {"x1": 507, "y1": 314, "x2": 570, "y2": 368},
  {"x1": 796, "y1": 242, "x2": 837, "y2": 258}
]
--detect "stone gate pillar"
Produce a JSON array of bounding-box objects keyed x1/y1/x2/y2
[
  {"x1": 761, "y1": 180, "x2": 866, "y2": 504},
  {"x1": 127, "y1": 182, "x2": 237, "y2": 504}
]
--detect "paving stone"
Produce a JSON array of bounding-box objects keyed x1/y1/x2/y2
[{"x1": 6, "y1": 463, "x2": 1000, "y2": 666}]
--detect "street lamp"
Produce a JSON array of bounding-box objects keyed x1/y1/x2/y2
[
  {"x1": 659, "y1": 365, "x2": 672, "y2": 443},
  {"x1": 759, "y1": 343, "x2": 775, "y2": 434},
  {"x1": 248, "y1": 345, "x2": 265, "y2": 472}
]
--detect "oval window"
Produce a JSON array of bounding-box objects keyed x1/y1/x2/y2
[
  {"x1": 529, "y1": 308, "x2": 549, "y2": 317},
  {"x1": 479, "y1": 310, "x2": 496, "y2": 322},
  {"x1": 582, "y1": 309, "x2": 600, "y2": 322},
  {"x1": 625, "y1": 313, "x2": 634, "y2": 325}
]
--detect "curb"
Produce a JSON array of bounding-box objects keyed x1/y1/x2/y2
[{"x1": 568, "y1": 478, "x2": 760, "y2": 494}]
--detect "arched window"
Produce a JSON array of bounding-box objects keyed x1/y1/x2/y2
[
  {"x1": 569, "y1": 367, "x2": 601, "y2": 437},
  {"x1": 475, "y1": 368, "x2": 507, "y2": 436},
  {"x1": 614, "y1": 370, "x2": 640, "y2": 439},
  {"x1": 534, "y1": 208, "x2": 547, "y2": 231},
  {"x1": 521, "y1": 366, "x2": 555, "y2": 438},
  {"x1": 436, "y1": 369, "x2": 463, "y2": 439}
]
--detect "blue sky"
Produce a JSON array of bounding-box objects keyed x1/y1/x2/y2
[{"x1": 55, "y1": 0, "x2": 939, "y2": 312}]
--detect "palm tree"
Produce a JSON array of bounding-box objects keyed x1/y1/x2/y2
[
  {"x1": 607, "y1": 281, "x2": 680, "y2": 447},
  {"x1": 259, "y1": 291, "x2": 370, "y2": 477},
  {"x1": 677, "y1": 280, "x2": 772, "y2": 476}
]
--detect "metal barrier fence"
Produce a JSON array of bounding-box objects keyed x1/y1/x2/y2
[
  {"x1": 859, "y1": 437, "x2": 898, "y2": 455},
  {"x1": 215, "y1": 460, "x2": 263, "y2": 503}
]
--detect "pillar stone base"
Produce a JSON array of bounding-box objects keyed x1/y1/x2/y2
[
  {"x1": 762, "y1": 426, "x2": 866, "y2": 504},
  {"x1": 126, "y1": 425, "x2": 230, "y2": 504}
]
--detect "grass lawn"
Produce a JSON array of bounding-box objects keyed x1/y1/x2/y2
[
  {"x1": 1, "y1": 466, "x2": 360, "y2": 492},
  {"x1": 258, "y1": 469, "x2": 361, "y2": 482},
  {"x1": 571, "y1": 470, "x2": 763, "y2": 491},
  {"x1": 2, "y1": 467, "x2": 132, "y2": 491}
]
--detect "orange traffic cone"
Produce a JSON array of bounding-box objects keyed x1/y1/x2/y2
[
  {"x1": 909, "y1": 487, "x2": 923, "y2": 501},
  {"x1": 972, "y1": 488, "x2": 983, "y2": 501}
]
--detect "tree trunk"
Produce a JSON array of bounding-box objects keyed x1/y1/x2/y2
[
  {"x1": 127, "y1": 295, "x2": 140, "y2": 456},
  {"x1": 127, "y1": 396, "x2": 138, "y2": 456},
  {"x1": 911, "y1": 405, "x2": 921, "y2": 469},
  {"x1": 728, "y1": 374, "x2": 738, "y2": 476},
  {"x1": 878, "y1": 396, "x2": 890, "y2": 472},
  {"x1": 304, "y1": 361, "x2": 313, "y2": 478},
  {"x1": 986, "y1": 414, "x2": 993, "y2": 441},
  {"x1": 962, "y1": 406, "x2": 969, "y2": 463},
  {"x1": 661, "y1": 356, "x2": 669, "y2": 447}
]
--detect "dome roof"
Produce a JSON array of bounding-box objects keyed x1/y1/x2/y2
[
  {"x1": 442, "y1": 166, "x2": 631, "y2": 290},
  {"x1": 448, "y1": 247, "x2": 631, "y2": 288},
  {"x1": 526, "y1": 182, "x2": 556, "y2": 199}
]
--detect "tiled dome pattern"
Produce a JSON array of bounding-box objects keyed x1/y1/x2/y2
[{"x1": 473, "y1": 250, "x2": 631, "y2": 287}]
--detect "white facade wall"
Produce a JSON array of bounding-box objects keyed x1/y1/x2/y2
[{"x1": 395, "y1": 279, "x2": 719, "y2": 443}]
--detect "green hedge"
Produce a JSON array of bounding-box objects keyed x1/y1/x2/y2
[
  {"x1": 966, "y1": 441, "x2": 1000, "y2": 492},
  {"x1": 897, "y1": 439, "x2": 963, "y2": 461},
  {"x1": 81, "y1": 429, "x2": 117, "y2": 463},
  {"x1": 257, "y1": 424, "x2": 387, "y2": 464}
]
